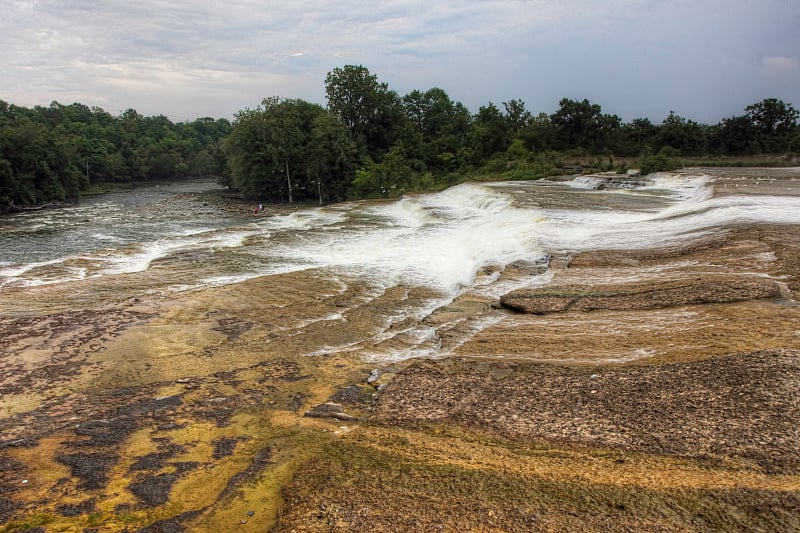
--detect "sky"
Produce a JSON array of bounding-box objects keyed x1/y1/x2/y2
[{"x1": 2, "y1": 0, "x2": 799, "y2": 124}]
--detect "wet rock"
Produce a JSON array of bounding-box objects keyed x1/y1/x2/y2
[
  {"x1": 304, "y1": 402, "x2": 357, "y2": 421},
  {"x1": 212, "y1": 317, "x2": 253, "y2": 339},
  {"x1": 116, "y1": 395, "x2": 182, "y2": 418},
  {"x1": 57, "y1": 452, "x2": 118, "y2": 490},
  {"x1": 330, "y1": 385, "x2": 375, "y2": 406},
  {"x1": 56, "y1": 499, "x2": 96, "y2": 517},
  {"x1": 72, "y1": 417, "x2": 138, "y2": 447},
  {"x1": 287, "y1": 393, "x2": 308, "y2": 412},
  {"x1": 212, "y1": 436, "x2": 242, "y2": 460},
  {"x1": 219, "y1": 447, "x2": 273, "y2": 500},
  {"x1": 173, "y1": 461, "x2": 200, "y2": 474},
  {"x1": 500, "y1": 277, "x2": 782, "y2": 314},
  {"x1": 136, "y1": 509, "x2": 202, "y2": 533},
  {"x1": 129, "y1": 473, "x2": 179, "y2": 507},
  {"x1": 505, "y1": 258, "x2": 550, "y2": 276},
  {"x1": 0, "y1": 497, "x2": 17, "y2": 524},
  {"x1": 281, "y1": 373, "x2": 312, "y2": 382},
  {"x1": 129, "y1": 444, "x2": 185, "y2": 471},
  {"x1": 0, "y1": 438, "x2": 38, "y2": 449},
  {"x1": 0, "y1": 455, "x2": 25, "y2": 522}
]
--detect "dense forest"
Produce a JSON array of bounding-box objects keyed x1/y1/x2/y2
[
  {"x1": 0, "y1": 101, "x2": 229, "y2": 211},
  {"x1": 2, "y1": 64, "x2": 798, "y2": 210}
]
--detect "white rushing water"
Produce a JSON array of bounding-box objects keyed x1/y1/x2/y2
[{"x1": 2, "y1": 173, "x2": 800, "y2": 297}]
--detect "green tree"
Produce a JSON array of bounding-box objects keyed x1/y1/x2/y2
[
  {"x1": 745, "y1": 98, "x2": 798, "y2": 153},
  {"x1": 307, "y1": 111, "x2": 357, "y2": 204},
  {"x1": 709, "y1": 115, "x2": 759, "y2": 155},
  {"x1": 468, "y1": 102, "x2": 512, "y2": 163},
  {"x1": 265, "y1": 97, "x2": 303, "y2": 203},
  {"x1": 324, "y1": 65, "x2": 406, "y2": 158},
  {"x1": 551, "y1": 98, "x2": 601, "y2": 150},
  {"x1": 0, "y1": 99, "x2": 232, "y2": 210},
  {"x1": 638, "y1": 146, "x2": 682, "y2": 175},
  {"x1": 550, "y1": 98, "x2": 619, "y2": 152},
  {"x1": 503, "y1": 99, "x2": 532, "y2": 135},
  {"x1": 519, "y1": 113, "x2": 557, "y2": 153},
  {"x1": 656, "y1": 111, "x2": 707, "y2": 155},
  {"x1": 0, "y1": 110, "x2": 80, "y2": 208},
  {"x1": 616, "y1": 118, "x2": 658, "y2": 157},
  {"x1": 226, "y1": 97, "x2": 357, "y2": 203},
  {"x1": 402, "y1": 88, "x2": 471, "y2": 172},
  {"x1": 350, "y1": 145, "x2": 417, "y2": 199}
]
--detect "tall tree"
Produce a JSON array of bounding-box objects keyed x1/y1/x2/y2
[
  {"x1": 745, "y1": 98, "x2": 798, "y2": 153},
  {"x1": 710, "y1": 115, "x2": 758, "y2": 155},
  {"x1": 307, "y1": 111, "x2": 357, "y2": 204},
  {"x1": 503, "y1": 99, "x2": 532, "y2": 135},
  {"x1": 551, "y1": 98, "x2": 600, "y2": 150},
  {"x1": 324, "y1": 65, "x2": 405, "y2": 157},
  {"x1": 402, "y1": 88, "x2": 471, "y2": 171},
  {"x1": 265, "y1": 97, "x2": 303, "y2": 203},
  {"x1": 226, "y1": 98, "x2": 358, "y2": 203},
  {"x1": 616, "y1": 118, "x2": 658, "y2": 156},
  {"x1": 550, "y1": 98, "x2": 621, "y2": 152},
  {"x1": 657, "y1": 111, "x2": 707, "y2": 155},
  {"x1": 519, "y1": 112, "x2": 557, "y2": 153},
  {"x1": 468, "y1": 102, "x2": 512, "y2": 163}
]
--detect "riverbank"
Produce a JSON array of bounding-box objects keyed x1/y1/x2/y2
[{"x1": 1, "y1": 168, "x2": 799, "y2": 532}]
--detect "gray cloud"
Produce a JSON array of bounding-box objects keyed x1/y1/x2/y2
[{"x1": 2, "y1": 0, "x2": 798, "y2": 123}]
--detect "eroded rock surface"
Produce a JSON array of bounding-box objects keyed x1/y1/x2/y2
[{"x1": 501, "y1": 276, "x2": 782, "y2": 314}]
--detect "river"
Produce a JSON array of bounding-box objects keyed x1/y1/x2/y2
[{"x1": 2, "y1": 171, "x2": 800, "y2": 364}]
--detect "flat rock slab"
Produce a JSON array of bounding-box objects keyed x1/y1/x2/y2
[
  {"x1": 500, "y1": 276, "x2": 782, "y2": 314},
  {"x1": 372, "y1": 350, "x2": 800, "y2": 473}
]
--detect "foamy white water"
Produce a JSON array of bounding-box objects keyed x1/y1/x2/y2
[{"x1": 2, "y1": 173, "x2": 799, "y2": 295}]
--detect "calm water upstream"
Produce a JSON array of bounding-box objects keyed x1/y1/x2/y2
[{"x1": 2, "y1": 172, "x2": 799, "y2": 361}]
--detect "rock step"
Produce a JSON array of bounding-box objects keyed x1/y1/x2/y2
[{"x1": 500, "y1": 276, "x2": 782, "y2": 314}]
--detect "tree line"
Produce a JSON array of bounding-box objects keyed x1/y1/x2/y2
[
  {"x1": 2, "y1": 64, "x2": 798, "y2": 210},
  {"x1": 0, "y1": 100, "x2": 229, "y2": 211}
]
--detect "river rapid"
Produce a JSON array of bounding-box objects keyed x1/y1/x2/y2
[{"x1": 2, "y1": 171, "x2": 800, "y2": 366}]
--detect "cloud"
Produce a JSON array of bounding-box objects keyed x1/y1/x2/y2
[
  {"x1": 2, "y1": 0, "x2": 799, "y2": 122},
  {"x1": 761, "y1": 56, "x2": 800, "y2": 76}
]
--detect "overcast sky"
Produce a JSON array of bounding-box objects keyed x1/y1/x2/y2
[{"x1": 3, "y1": 0, "x2": 799, "y2": 124}]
